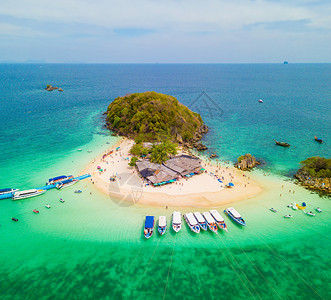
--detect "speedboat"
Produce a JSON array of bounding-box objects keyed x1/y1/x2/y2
[
  {"x1": 258, "y1": 99, "x2": 263, "y2": 103},
  {"x1": 306, "y1": 211, "x2": 315, "y2": 217},
  {"x1": 172, "y1": 211, "x2": 182, "y2": 232},
  {"x1": 12, "y1": 217, "x2": 18, "y2": 222},
  {"x1": 158, "y1": 216, "x2": 167, "y2": 235},
  {"x1": 144, "y1": 216, "x2": 154, "y2": 239},
  {"x1": 270, "y1": 208, "x2": 277, "y2": 213},
  {"x1": 59, "y1": 198, "x2": 65, "y2": 203},
  {"x1": 47, "y1": 175, "x2": 73, "y2": 185},
  {"x1": 45, "y1": 204, "x2": 51, "y2": 209},
  {"x1": 292, "y1": 203, "x2": 298, "y2": 210},
  {"x1": 0, "y1": 188, "x2": 19, "y2": 196},
  {"x1": 316, "y1": 207, "x2": 322, "y2": 213},
  {"x1": 184, "y1": 213, "x2": 200, "y2": 233},
  {"x1": 284, "y1": 215, "x2": 292, "y2": 218},
  {"x1": 287, "y1": 204, "x2": 293, "y2": 208},
  {"x1": 314, "y1": 136, "x2": 323, "y2": 143},
  {"x1": 74, "y1": 190, "x2": 82, "y2": 193},
  {"x1": 193, "y1": 212, "x2": 208, "y2": 231},
  {"x1": 224, "y1": 207, "x2": 246, "y2": 226},
  {"x1": 202, "y1": 212, "x2": 218, "y2": 234},
  {"x1": 33, "y1": 209, "x2": 39, "y2": 214},
  {"x1": 12, "y1": 189, "x2": 46, "y2": 200},
  {"x1": 210, "y1": 209, "x2": 228, "y2": 232},
  {"x1": 56, "y1": 179, "x2": 78, "y2": 189}
]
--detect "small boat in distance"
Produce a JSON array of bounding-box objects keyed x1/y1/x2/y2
[
  {"x1": 56, "y1": 179, "x2": 78, "y2": 190},
  {"x1": 224, "y1": 207, "x2": 246, "y2": 226},
  {"x1": 47, "y1": 175, "x2": 73, "y2": 185},
  {"x1": 144, "y1": 216, "x2": 155, "y2": 239},
  {"x1": 12, "y1": 217, "x2": 19, "y2": 222},
  {"x1": 59, "y1": 198, "x2": 65, "y2": 203},
  {"x1": 45, "y1": 204, "x2": 51, "y2": 209},
  {"x1": 0, "y1": 188, "x2": 19, "y2": 196},
  {"x1": 158, "y1": 216, "x2": 167, "y2": 235},
  {"x1": 172, "y1": 211, "x2": 182, "y2": 233},
  {"x1": 184, "y1": 213, "x2": 200, "y2": 233},
  {"x1": 12, "y1": 189, "x2": 46, "y2": 200},
  {"x1": 305, "y1": 211, "x2": 316, "y2": 217},
  {"x1": 193, "y1": 212, "x2": 208, "y2": 231},
  {"x1": 275, "y1": 140, "x2": 290, "y2": 147},
  {"x1": 258, "y1": 99, "x2": 263, "y2": 103},
  {"x1": 314, "y1": 136, "x2": 323, "y2": 143},
  {"x1": 210, "y1": 209, "x2": 228, "y2": 232},
  {"x1": 33, "y1": 209, "x2": 39, "y2": 214},
  {"x1": 270, "y1": 208, "x2": 277, "y2": 213},
  {"x1": 316, "y1": 207, "x2": 322, "y2": 213},
  {"x1": 284, "y1": 215, "x2": 292, "y2": 218},
  {"x1": 202, "y1": 212, "x2": 218, "y2": 234},
  {"x1": 74, "y1": 190, "x2": 82, "y2": 193}
]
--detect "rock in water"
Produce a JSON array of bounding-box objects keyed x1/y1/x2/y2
[{"x1": 235, "y1": 154, "x2": 260, "y2": 171}]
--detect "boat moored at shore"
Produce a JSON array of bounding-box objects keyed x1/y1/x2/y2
[
  {"x1": 202, "y1": 212, "x2": 218, "y2": 234},
  {"x1": 56, "y1": 179, "x2": 78, "y2": 190},
  {"x1": 224, "y1": 207, "x2": 246, "y2": 226},
  {"x1": 158, "y1": 216, "x2": 167, "y2": 235},
  {"x1": 47, "y1": 175, "x2": 73, "y2": 185},
  {"x1": 0, "y1": 188, "x2": 19, "y2": 196},
  {"x1": 210, "y1": 209, "x2": 228, "y2": 232},
  {"x1": 12, "y1": 189, "x2": 46, "y2": 200},
  {"x1": 172, "y1": 211, "x2": 182, "y2": 232},
  {"x1": 184, "y1": 213, "x2": 200, "y2": 233},
  {"x1": 193, "y1": 212, "x2": 208, "y2": 231},
  {"x1": 144, "y1": 216, "x2": 155, "y2": 239}
]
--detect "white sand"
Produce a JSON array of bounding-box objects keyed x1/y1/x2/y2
[{"x1": 81, "y1": 138, "x2": 263, "y2": 207}]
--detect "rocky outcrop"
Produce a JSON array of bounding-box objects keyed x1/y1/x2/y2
[
  {"x1": 45, "y1": 85, "x2": 63, "y2": 91},
  {"x1": 235, "y1": 154, "x2": 260, "y2": 171},
  {"x1": 194, "y1": 142, "x2": 208, "y2": 151},
  {"x1": 294, "y1": 170, "x2": 331, "y2": 194}
]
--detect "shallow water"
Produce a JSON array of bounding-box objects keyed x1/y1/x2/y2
[{"x1": 0, "y1": 64, "x2": 330, "y2": 299}]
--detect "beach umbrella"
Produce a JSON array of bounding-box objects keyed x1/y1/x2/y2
[
  {"x1": 229, "y1": 182, "x2": 234, "y2": 187},
  {"x1": 97, "y1": 166, "x2": 101, "y2": 169}
]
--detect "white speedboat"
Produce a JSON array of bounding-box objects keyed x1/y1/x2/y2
[
  {"x1": 158, "y1": 216, "x2": 167, "y2": 235},
  {"x1": 292, "y1": 203, "x2": 298, "y2": 210},
  {"x1": 306, "y1": 211, "x2": 315, "y2": 217},
  {"x1": 12, "y1": 189, "x2": 46, "y2": 200},
  {"x1": 0, "y1": 188, "x2": 19, "y2": 196},
  {"x1": 316, "y1": 207, "x2": 322, "y2": 213},
  {"x1": 202, "y1": 212, "x2": 218, "y2": 234},
  {"x1": 45, "y1": 204, "x2": 51, "y2": 209},
  {"x1": 59, "y1": 198, "x2": 65, "y2": 203},
  {"x1": 224, "y1": 207, "x2": 246, "y2": 226},
  {"x1": 269, "y1": 208, "x2": 277, "y2": 213},
  {"x1": 284, "y1": 215, "x2": 292, "y2": 218},
  {"x1": 47, "y1": 175, "x2": 73, "y2": 185},
  {"x1": 184, "y1": 213, "x2": 200, "y2": 233},
  {"x1": 210, "y1": 209, "x2": 228, "y2": 232},
  {"x1": 172, "y1": 211, "x2": 182, "y2": 232},
  {"x1": 56, "y1": 179, "x2": 78, "y2": 190},
  {"x1": 193, "y1": 212, "x2": 208, "y2": 231}
]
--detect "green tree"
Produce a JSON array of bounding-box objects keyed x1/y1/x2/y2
[
  {"x1": 129, "y1": 157, "x2": 139, "y2": 167},
  {"x1": 149, "y1": 141, "x2": 177, "y2": 164}
]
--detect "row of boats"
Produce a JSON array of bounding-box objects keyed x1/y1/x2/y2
[
  {"x1": 0, "y1": 175, "x2": 78, "y2": 200},
  {"x1": 144, "y1": 207, "x2": 246, "y2": 239},
  {"x1": 270, "y1": 202, "x2": 322, "y2": 218},
  {"x1": 275, "y1": 136, "x2": 324, "y2": 147}
]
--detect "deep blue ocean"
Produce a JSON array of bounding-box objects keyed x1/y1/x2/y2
[{"x1": 0, "y1": 64, "x2": 330, "y2": 300}]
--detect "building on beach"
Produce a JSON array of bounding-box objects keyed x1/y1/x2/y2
[{"x1": 136, "y1": 154, "x2": 202, "y2": 184}]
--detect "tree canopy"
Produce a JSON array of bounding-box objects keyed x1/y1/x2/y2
[{"x1": 299, "y1": 157, "x2": 331, "y2": 178}]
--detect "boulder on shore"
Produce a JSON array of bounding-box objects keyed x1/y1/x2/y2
[
  {"x1": 235, "y1": 154, "x2": 260, "y2": 171},
  {"x1": 194, "y1": 142, "x2": 208, "y2": 151}
]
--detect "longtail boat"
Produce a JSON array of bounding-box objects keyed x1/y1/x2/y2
[
  {"x1": 314, "y1": 136, "x2": 323, "y2": 143},
  {"x1": 275, "y1": 140, "x2": 290, "y2": 147}
]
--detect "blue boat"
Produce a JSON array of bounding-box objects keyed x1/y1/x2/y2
[
  {"x1": 224, "y1": 207, "x2": 246, "y2": 226},
  {"x1": 47, "y1": 175, "x2": 73, "y2": 185},
  {"x1": 0, "y1": 188, "x2": 19, "y2": 196},
  {"x1": 144, "y1": 216, "x2": 155, "y2": 239}
]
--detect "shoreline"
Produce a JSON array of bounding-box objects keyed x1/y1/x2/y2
[{"x1": 81, "y1": 137, "x2": 264, "y2": 207}]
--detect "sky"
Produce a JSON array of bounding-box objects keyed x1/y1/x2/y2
[{"x1": 1, "y1": 0, "x2": 331, "y2": 63}]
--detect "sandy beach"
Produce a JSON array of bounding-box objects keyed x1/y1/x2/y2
[{"x1": 81, "y1": 138, "x2": 263, "y2": 207}]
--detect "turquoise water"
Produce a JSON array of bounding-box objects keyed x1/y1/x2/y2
[{"x1": 0, "y1": 64, "x2": 330, "y2": 299}]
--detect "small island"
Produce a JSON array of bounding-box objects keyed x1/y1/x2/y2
[
  {"x1": 235, "y1": 154, "x2": 260, "y2": 171},
  {"x1": 80, "y1": 92, "x2": 262, "y2": 207},
  {"x1": 294, "y1": 157, "x2": 331, "y2": 194}
]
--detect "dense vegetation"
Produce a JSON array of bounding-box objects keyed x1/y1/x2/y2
[
  {"x1": 128, "y1": 141, "x2": 178, "y2": 165},
  {"x1": 298, "y1": 157, "x2": 331, "y2": 178},
  {"x1": 106, "y1": 92, "x2": 205, "y2": 143}
]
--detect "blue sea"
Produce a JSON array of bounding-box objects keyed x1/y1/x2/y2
[{"x1": 0, "y1": 64, "x2": 330, "y2": 299}]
